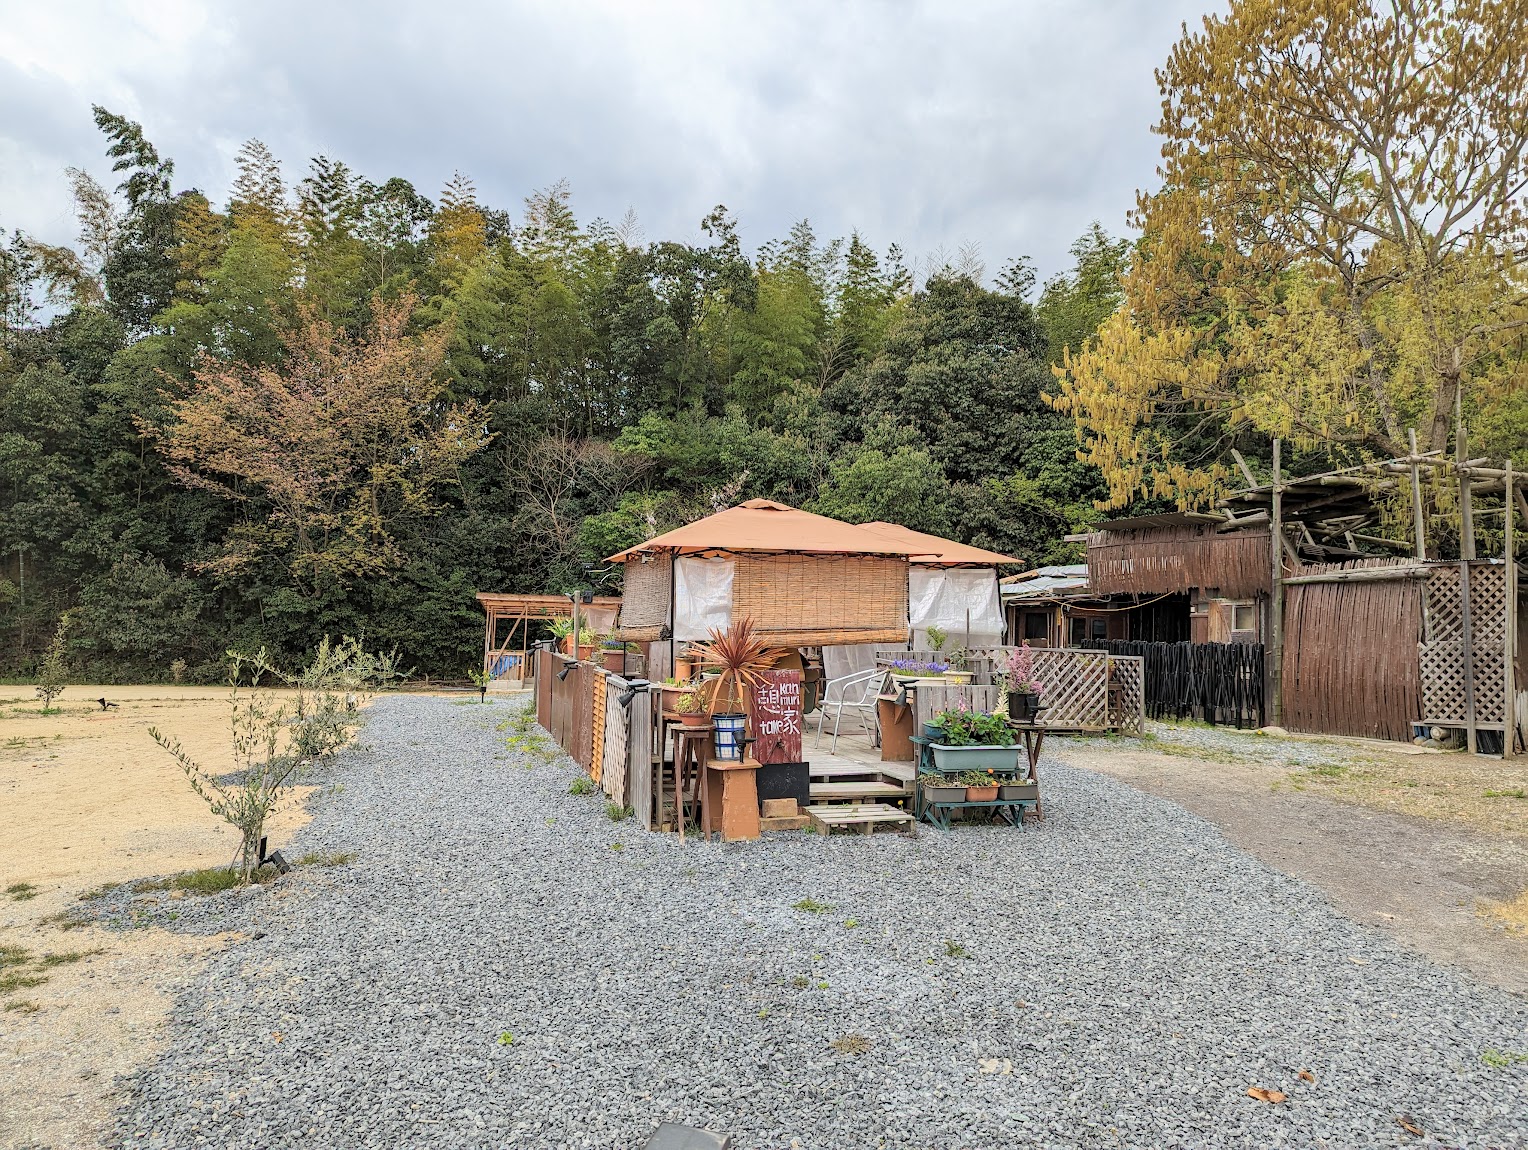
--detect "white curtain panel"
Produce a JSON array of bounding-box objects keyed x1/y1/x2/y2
[
  {"x1": 908, "y1": 567, "x2": 1004, "y2": 648},
  {"x1": 673, "y1": 556, "x2": 736, "y2": 641}
]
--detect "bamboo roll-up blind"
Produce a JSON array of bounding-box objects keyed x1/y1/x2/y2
[
  {"x1": 1088, "y1": 524, "x2": 1271, "y2": 598},
  {"x1": 616, "y1": 553, "x2": 671, "y2": 641},
  {"x1": 733, "y1": 554, "x2": 909, "y2": 646}
]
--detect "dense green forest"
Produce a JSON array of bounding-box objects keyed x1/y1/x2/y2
[{"x1": 1, "y1": 110, "x2": 1129, "y2": 680}]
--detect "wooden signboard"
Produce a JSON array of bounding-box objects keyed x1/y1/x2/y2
[{"x1": 749, "y1": 670, "x2": 803, "y2": 765}]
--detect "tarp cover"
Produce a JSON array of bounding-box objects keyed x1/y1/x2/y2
[
  {"x1": 909, "y1": 567, "x2": 1003, "y2": 647},
  {"x1": 673, "y1": 557, "x2": 734, "y2": 640}
]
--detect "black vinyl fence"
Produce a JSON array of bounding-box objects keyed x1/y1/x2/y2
[{"x1": 1083, "y1": 640, "x2": 1266, "y2": 729}]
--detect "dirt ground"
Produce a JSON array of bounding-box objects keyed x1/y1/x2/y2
[
  {"x1": 1054, "y1": 725, "x2": 1528, "y2": 995},
  {"x1": 0, "y1": 685, "x2": 311, "y2": 1150}
]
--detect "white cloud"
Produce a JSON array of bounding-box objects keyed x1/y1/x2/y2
[{"x1": 0, "y1": 0, "x2": 1213, "y2": 282}]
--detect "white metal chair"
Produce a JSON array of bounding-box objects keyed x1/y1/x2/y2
[{"x1": 813, "y1": 668, "x2": 883, "y2": 752}]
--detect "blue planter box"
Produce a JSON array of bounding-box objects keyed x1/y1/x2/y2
[{"x1": 930, "y1": 743, "x2": 1021, "y2": 773}]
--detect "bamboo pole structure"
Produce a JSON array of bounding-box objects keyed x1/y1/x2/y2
[
  {"x1": 1456, "y1": 405, "x2": 1476, "y2": 559},
  {"x1": 1409, "y1": 429, "x2": 1427, "y2": 561},
  {"x1": 1460, "y1": 558, "x2": 1477, "y2": 755},
  {"x1": 1507, "y1": 459, "x2": 1518, "y2": 760},
  {"x1": 1269, "y1": 439, "x2": 1283, "y2": 727}
]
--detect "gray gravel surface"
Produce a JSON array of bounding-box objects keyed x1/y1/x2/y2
[
  {"x1": 1144, "y1": 721, "x2": 1407, "y2": 770},
  {"x1": 113, "y1": 696, "x2": 1528, "y2": 1149}
]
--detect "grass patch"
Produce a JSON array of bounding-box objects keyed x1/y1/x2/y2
[
  {"x1": 791, "y1": 975, "x2": 810, "y2": 988},
  {"x1": 36, "y1": 910, "x2": 90, "y2": 931},
  {"x1": 943, "y1": 939, "x2": 971, "y2": 959},
  {"x1": 1483, "y1": 889, "x2": 1528, "y2": 936},
  {"x1": 37, "y1": 948, "x2": 103, "y2": 968},
  {"x1": 1484, "y1": 788, "x2": 1527, "y2": 799},
  {"x1": 1481, "y1": 1049, "x2": 1528, "y2": 1068},
  {"x1": 830, "y1": 1033, "x2": 871, "y2": 1055},
  {"x1": 132, "y1": 866, "x2": 241, "y2": 896},
  {"x1": 6, "y1": 882, "x2": 38, "y2": 901},
  {"x1": 295, "y1": 850, "x2": 357, "y2": 867},
  {"x1": 0, "y1": 971, "x2": 47, "y2": 995},
  {"x1": 2, "y1": 999, "x2": 39, "y2": 1014},
  {"x1": 569, "y1": 777, "x2": 596, "y2": 796},
  {"x1": 1305, "y1": 763, "x2": 1351, "y2": 779},
  {"x1": 605, "y1": 801, "x2": 633, "y2": 822},
  {"x1": 792, "y1": 898, "x2": 831, "y2": 914},
  {"x1": 0, "y1": 944, "x2": 33, "y2": 969}
]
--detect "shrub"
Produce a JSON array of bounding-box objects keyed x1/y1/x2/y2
[{"x1": 35, "y1": 614, "x2": 72, "y2": 713}]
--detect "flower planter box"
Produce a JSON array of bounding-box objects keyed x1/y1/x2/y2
[
  {"x1": 921, "y1": 780, "x2": 965, "y2": 804},
  {"x1": 599, "y1": 648, "x2": 626, "y2": 674},
  {"x1": 930, "y1": 743, "x2": 1022, "y2": 773},
  {"x1": 943, "y1": 671, "x2": 975, "y2": 684},
  {"x1": 678, "y1": 712, "x2": 711, "y2": 728},
  {"x1": 964, "y1": 784, "x2": 999, "y2": 802},
  {"x1": 998, "y1": 781, "x2": 1039, "y2": 802}
]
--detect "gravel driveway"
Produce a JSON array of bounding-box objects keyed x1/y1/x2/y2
[{"x1": 112, "y1": 695, "x2": 1528, "y2": 1149}]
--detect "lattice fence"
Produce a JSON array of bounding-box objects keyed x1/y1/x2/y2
[
  {"x1": 1106, "y1": 655, "x2": 1146, "y2": 734},
  {"x1": 1420, "y1": 563, "x2": 1510, "y2": 730},
  {"x1": 600, "y1": 675, "x2": 629, "y2": 801}
]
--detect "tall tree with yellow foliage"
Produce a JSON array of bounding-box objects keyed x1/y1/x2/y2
[{"x1": 1052, "y1": 0, "x2": 1528, "y2": 508}]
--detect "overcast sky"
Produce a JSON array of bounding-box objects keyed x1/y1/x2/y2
[{"x1": 0, "y1": 0, "x2": 1213, "y2": 286}]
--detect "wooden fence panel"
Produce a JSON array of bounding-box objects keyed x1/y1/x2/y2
[
  {"x1": 601, "y1": 673, "x2": 631, "y2": 804},
  {"x1": 534, "y1": 648, "x2": 552, "y2": 729},
  {"x1": 590, "y1": 672, "x2": 607, "y2": 785},
  {"x1": 627, "y1": 688, "x2": 655, "y2": 830},
  {"x1": 1283, "y1": 575, "x2": 1423, "y2": 741},
  {"x1": 1421, "y1": 563, "x2": 1510, "y2": 731}
]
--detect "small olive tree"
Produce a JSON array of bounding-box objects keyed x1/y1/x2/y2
[
  {"x1": 35, "y1": 613, "x2": 72, "y2": 714},
  {"x1": 150, "y1": 637, "x2": 401, "y2": 884}
]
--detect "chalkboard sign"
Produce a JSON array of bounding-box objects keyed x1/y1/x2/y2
[{"x1": 749, "y1": 670, "x2": 803, "y2": 765}]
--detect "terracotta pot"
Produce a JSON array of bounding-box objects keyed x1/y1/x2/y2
[
  {"x1": 943, "y1": 671, "x2": 975, "y2": 684},
  {"x1": 678, "y1": 712, "x2": 711, "y2": 727},
  {"x1": 675, "y1": 657, "x2": 696, "y2": 680},
  {"x1": 600, "y1": 649, "x2": 626, "y2": 674},
  {"x1": 964, "y1": 784, "x2": 999, "y2": 802}
]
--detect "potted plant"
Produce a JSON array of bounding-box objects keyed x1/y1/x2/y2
[
  {"x1": 920, "y1": 773, "x2": 965, "y2": 804},
  {"x1": 673, "y1": 688, "x2": 710, "y2": 727},
  {"x1": 550, "y1": 618, "x2": 597, "y2": 660},
  {"x1": 959, "y1": 769, "x2": 1000, "y2": 802},
  {"x1": 674, "y1": 650, "x2": 697, "y2": 681},
  {"x1": 999, "y1": 644, "x2": 1045, "y2": 722},
  {"x1": 943, "y1": 647, "x2": 974, "y2": 684},
  {"x1": 923, "y1": 720, "x2": 947, "y2": 741},
  {"x1": 889, "y1": 658, "x2": 949, "y2": 682},
  {"x1": 598, "y1": 634, "x2": 627, "y2": 674},
  {"x1": 686, "y1": 618, "x2": 777, "y2": 761},
  {"x1": 925, "y1": 625, "x2": 948, "y2": 655},
  {"x1": 999, "y1": 775, "x2": 1039, "y2": 802},
  {"x1": 930, "y1": 706, "x2": 1021, "y2": 774}
]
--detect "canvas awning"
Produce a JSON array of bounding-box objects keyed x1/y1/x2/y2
[
  {"x1": 606, "y1": 499, "x2": 921, "y2": 561},
  {"x1": 853, "y1": 521, "x2": 1021, "y2": 566}
]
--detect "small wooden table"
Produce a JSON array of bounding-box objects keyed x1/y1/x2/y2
[
  {"x1": 670, "y1": 727, "x2": 711, "y2": 840},
  {"x1": 1005, "y1": 720, "x2": 1047, "y2": 821},
  {"x1": 701, "y1": 756, "x2": 762, "y2": 842}
]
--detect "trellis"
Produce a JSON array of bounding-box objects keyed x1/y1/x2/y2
[{"x1": 1420, "y1": 562, "x2": 1512, "y2": 739}]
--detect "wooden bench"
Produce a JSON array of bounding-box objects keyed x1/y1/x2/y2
[{"x1": 805, "y1": 802, "x2": 916, "y2": 836}]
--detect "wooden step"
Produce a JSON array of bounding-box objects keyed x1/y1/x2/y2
[
  {"x1": 760, "y1": 814, "x2": 811, "y2": 831},
  {"x1": 808, "y1": 762, "x2": 888, "y2": 780},
  {"x1": 809, "y1": 780, "x2": 908, "y2": 802},
  {"x1": 806, "y1": 802, "x2": 916, "y2": 836}
]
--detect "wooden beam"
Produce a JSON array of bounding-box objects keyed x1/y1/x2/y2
[
  {"x1": 1281, "y1": 566, "x2": 1431, "y2": 585},
  {"x1": 1230, "y1": 449, "x2": 1258, "y2": 488},
  {"x1": 1506, "y1": 459, "x2": 1518, "y2": 760},
  {"x1": 1457, "y1": 405, "x2": 1476, "y2": 559},
  {"x1": 1409, "y1": 428, "x2": 1427, "y2": 560},
  {"x1": 1269, "y1": 439, "x2": 1284, "y2": 727},
  {"x1": 1461, "y1": 559, "x2": 1477, "y2": 755}
]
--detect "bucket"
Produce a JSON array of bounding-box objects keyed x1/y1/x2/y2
[{"x1": 712, "y1": 713, "x2": 748, "y2": 761}]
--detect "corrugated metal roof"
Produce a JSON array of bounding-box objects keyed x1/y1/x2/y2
[{"x1": 999, "y1": 564, "x2": 1091, "y2": 600}]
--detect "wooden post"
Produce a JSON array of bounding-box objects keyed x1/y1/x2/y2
[
  {"x1": 1269, "y1": 439, "x2": 1284, "y2": 727},
  {"x1": 1456, "y1": 402, "x2": 1476, "y2": 559},
  {"x1": 1506, "y1": 460, "x2": 1518, "y2": 760},
  {"x1": 1409, "y1": 428, "x2": 1427, "y2": 560},
  {"x1": 1461, "y1": 558, "x2": 1477, "y2": 755}
]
